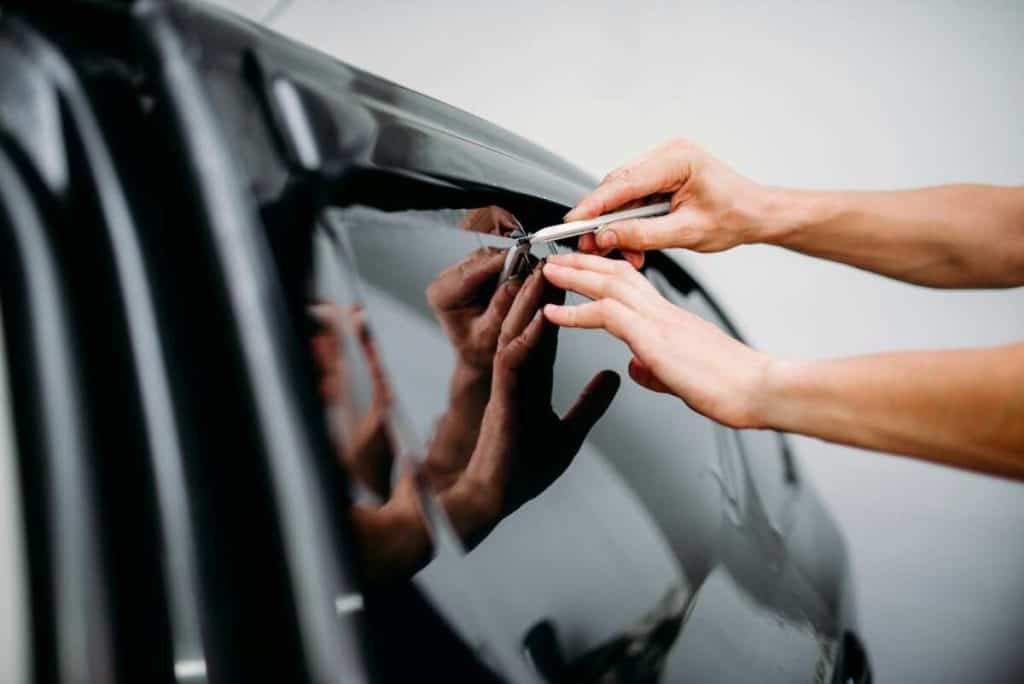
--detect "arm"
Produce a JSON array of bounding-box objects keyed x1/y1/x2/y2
[
  {"x1": 766, "y1": 345, "x2": 1024, "y2": 478},
  {"x1": 762, "y1": 185, "x2": 1024, "y2": 288},
  {"x1": 570, "y1": 139, "x2": 1024, "y2": 288},
  {"x1": 541, "y1": 253, "x2": 1024, "y2": 480}
]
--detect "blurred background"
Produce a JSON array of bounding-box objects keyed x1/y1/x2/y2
[{"x1": 217, "y1": 1, "x2": 1024, "y2": 681}]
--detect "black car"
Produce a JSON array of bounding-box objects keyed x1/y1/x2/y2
[{"x1": 0, "y1": 1, "x2": 870, "y2": 682}]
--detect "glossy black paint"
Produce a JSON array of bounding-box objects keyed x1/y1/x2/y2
[{"x1": 0, "y1": 1, "x2": 870, "y2": 682}]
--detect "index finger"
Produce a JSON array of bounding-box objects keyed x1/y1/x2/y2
[{"x1": 565, "y1": 155, "x2": 680, "y2": 221}]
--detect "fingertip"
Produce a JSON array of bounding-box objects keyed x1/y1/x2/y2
[
  {"x1": 599, "y1": 368, "x2": 622, "y2": 393},
  {"x1": 623, "y1": 250, "x2": 645, "y2": 269},
  {"x1": 527, "y1": 307, "x2": 546, "y2": 334},
  {"x1": 566, "y1": 198, "x2": 601, "y2": 221},
  {"x1": 595, "y1": 229, "x2": 618, "y2": 249},
  {"x1": 541, "y1": 260, "x2": 567, "y2": 278},
  {"x1": 564, "y1": 205, "x2": 584, "y2": 221}
]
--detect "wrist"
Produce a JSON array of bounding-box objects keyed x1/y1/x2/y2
[
  {"x1": 755, "y1": 357, "x2": 807, "y2": 432},
  {"x1": 751, "y1": 187, "x2": 835, "y2": 247}
]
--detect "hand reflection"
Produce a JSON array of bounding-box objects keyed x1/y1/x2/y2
[
  {"x1": 311, "y1": 208, "x2": 619, "y2": 583},
  {"x1": 459, "y1": 205, "x2": 523, "y2": 236},
  {"x1": 309, "y1": 303, "x2": 394, "y2": 498},
  {"x1": 423, "y1": 248, "x2": 520, "y2": 488},
  {"x1": 436, "y1": 269, "x2": 621, "y2": 545}
]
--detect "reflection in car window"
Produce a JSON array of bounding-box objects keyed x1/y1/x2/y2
[
  {"x1": 299, "y1": 204, "x2": 826, "y2": 682},
  {"x1": 0, "y1": 304, "x2": 29, "y2": 684},
  {"x1": 312, "y1": 205, "x2": 702, "y2": 682}
]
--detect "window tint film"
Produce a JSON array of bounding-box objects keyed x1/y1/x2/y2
[
  {"x1": 316, "y1": 204, "x2": 716, "y2": 683},
  {"x1": 298, "y1": 200, "x2": 824, "y2": 682}
]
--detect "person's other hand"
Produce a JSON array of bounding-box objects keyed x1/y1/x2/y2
[
  {"x1": 541, "y1": 253, "x2": 773, "y2": 429},
  {"x1": 570, "y1": 139, "x2": 767, "y2": 266}
]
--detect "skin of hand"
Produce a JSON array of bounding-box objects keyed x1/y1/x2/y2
[
  {"x1": 571, "y1": 138, "x2": 767, "y2": 267},
  {"x1": 542, "y1": 253, "x2": 1024, "y2": 480},
  {"x1": 571, "y1": 138, "x2": 1024, "y2": 288},
  {"x1": 541, "y1": 253, "x2": 773, "y2": 429}
]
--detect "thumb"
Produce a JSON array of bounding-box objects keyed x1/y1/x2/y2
[
  {"x1": 561, "y1": 370, "x2": 620, "y2": 453},
  {"x1": 628, "y1": 357, "x2": 672, "y2": 394},
  {"x1": 594, "y1": 210, "x2": 695, "y2": 252}
]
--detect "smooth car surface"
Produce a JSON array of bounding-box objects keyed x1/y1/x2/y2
[{"x1": 0, "y1": 1, "x2": 869, "y2": 682}]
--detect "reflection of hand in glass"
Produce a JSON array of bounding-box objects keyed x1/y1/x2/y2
[
  {"x1": 459, "y1": 205, "x2": 523, "y2": 236},
  {"x1": 426, "y1": 248, "x2": 520, "y2": 370},
  {"x1": 309, "y1": 301, "x2": 429, "y2": 582},
  {"x1": 440, "y1": 269, "x2": 621, "y2": 544},
  {"x1": 423, "y1": 248, "x2": 521, "y2": 489},
  {"x1": 308, "y1": 302, "x2": 394, "y2": 498}
]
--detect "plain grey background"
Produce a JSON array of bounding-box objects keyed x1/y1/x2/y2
[
  {"x1": 216, "y1": 1, "x2": 1024, "y2": 681},
  {"x1": 0, "y1": 1, "x2": 1011, "y2": 682}
]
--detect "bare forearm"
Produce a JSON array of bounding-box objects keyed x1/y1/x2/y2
[
  {"x1": 762, "y1": 343, "x2": 1024, "y2": 479},
  {"x1": 758, "y1": 185, "x2": 1024, "y2": 288}
]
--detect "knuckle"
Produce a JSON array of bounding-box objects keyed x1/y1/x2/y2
[
  {"x1": 425, "y1": 282, "x2": 441, "y2": 307},
  {"x1": 636, "y1": 230, "x2": 653, "y2": 251},
  {"x1": 493, "y1": 346, "x2": 512, "y2": 371},
  {"x1": 668, "y1": 137, "x2": 694, "y2": 152},
  {"x1": 603, "y1": 167, "x2": 626, "y2": 183},
  {"x1": 497, "y1": 326, "x2": 514, "y2": 348},
  {"x1": 611, "y1": 219, "x2": 635, "y2": 238}
]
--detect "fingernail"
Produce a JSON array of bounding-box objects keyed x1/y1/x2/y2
[
  {"x1": 595, "y1": 229, "x2": 618, "y2": 248},
  {"x1": 505, "y1": 279, "x2": 522, "y2": 295}
]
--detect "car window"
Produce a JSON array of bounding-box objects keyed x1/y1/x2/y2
[
  {"x1": 646, "y1": 269, "x2": 796, "y2": 533},
  {"x1": 309, "y1": 203, "x2": 762, "y2": 682},
  {"x1": 0, "y1": 303, "x2": 29, "y2": 684}
]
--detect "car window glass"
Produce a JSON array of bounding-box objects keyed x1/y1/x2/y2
[
  {"x1": 317, "y1": 204, "x2": 701, "y2": 682},
  {"x1": 0, "y1": 303, "x2": 29, "y2": 684},
  {"x1": 647, "y1": 270, "x2": 795, "y2": 531}
]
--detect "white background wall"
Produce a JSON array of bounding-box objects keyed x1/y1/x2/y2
[{"x1": 236, "y1": 1, "x2": 1023, "y2": 681}]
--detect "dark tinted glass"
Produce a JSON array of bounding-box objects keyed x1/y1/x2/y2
[
  {"x1": 288, "y1": 197, "x2": 830, "y2": 682},
  {"x1": 312, "y1": 203, "x2": 751, "y2": 682}
]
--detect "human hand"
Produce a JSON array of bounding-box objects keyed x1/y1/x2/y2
[
  {"x1": 541, "y1": 253, "x2": 774, "y2": 429},
  {"x1": 570, "y1": 139, "x2": 769, "y2": 266}
]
